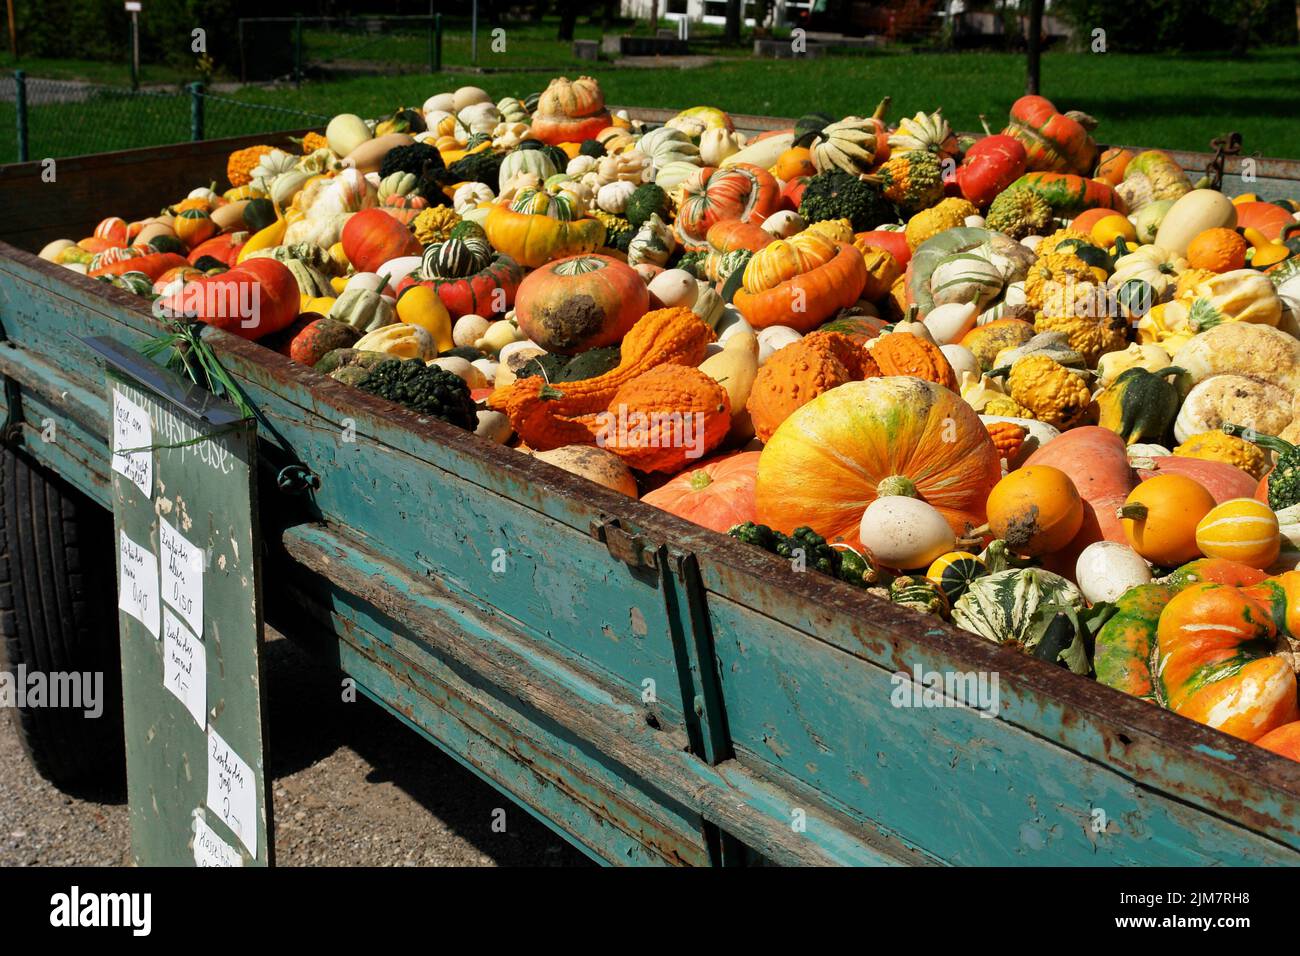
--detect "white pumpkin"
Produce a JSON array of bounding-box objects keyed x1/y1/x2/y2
[
  {"x1": 452, "y1": 86, "x2": 491, "y2": 112},
  {"x1": 647, "y1": 269, "x2": 699, "y2": 309},
  {"x1": 422, "y1": 93, "x2": 455, "y2": 115},
  {"x1": 453, "y1": 314, "x2": 491, "y2": 349},
  {"x1": 430, "y1": 356, "x2": 488, "y2": 389},
  {"x1": 596, "y1": 180, "x2": 637, "y2": 215},
  {"x1": 859, "y1": 497, "x2": 955, "y2": 570},
  {"x1": 453, "y1": 182, "x2": 495, "y2": 215},
  {"x1": 1173, "y1": 374, "x2": 1292, "y2": 444},
  {"x1": 757, "y1": 325, "x2": 802, "y2": 364},
  {"x1": 1074, "y1": 541, "x2": 1152, "y2": 604}
]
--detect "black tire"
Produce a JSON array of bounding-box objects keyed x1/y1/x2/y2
[{"x1": 0, "y1": 444, "x2": 124, "y2": 791}]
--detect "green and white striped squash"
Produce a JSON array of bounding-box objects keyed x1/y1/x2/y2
[
  {"x1": 497, "y1": 147, "x2": 559, "y2": 193},
  {"x1": 889, "y1": 576, "x2": 949, "y2": 617},
  {"x1": 929, "y1": 252, "x2": 1004, "y2": 310},
  {"x1": 951, "y1": 567, "x2": 1082, "y2": 646},
  {"x1": 811, "y1": 117, "x2": 879, "y2": 177}
]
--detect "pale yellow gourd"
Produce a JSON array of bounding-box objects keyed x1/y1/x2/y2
[
  {"x1": 354, "y1": 323, "x2": 437, "y2": 361},
  {"x1": 700, "y1": 330, "x2": 760, "y2": 442},
  {"x1": 1095, "y1": 342, "x2": 1171, "y2": 387}
]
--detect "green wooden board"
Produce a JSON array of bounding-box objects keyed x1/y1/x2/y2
[{"x1": 94, "y1": 336, "x2": 271, "y2": 867}]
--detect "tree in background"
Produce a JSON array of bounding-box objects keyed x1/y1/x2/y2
[{"x1": 1052, "y1": 0, "x2": 1297, "y2": 52}]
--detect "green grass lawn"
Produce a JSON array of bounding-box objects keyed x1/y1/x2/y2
[
  {"x1": 3, "y1": 46, "x2": 1299, "y2": 164},
  {"x1": 232, "y1": 46, "x2": 1300, "y2": 160}
]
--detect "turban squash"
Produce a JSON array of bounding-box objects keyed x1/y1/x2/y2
[
  {"x1": 528, "y1": 75, "x2": 611, "y2": 145},
  {"x1": 396, "y1": 252, "x2": 524, "y2": 319},
  {"x1": 733, "y1": 241, "x2": 868, "y2": 332},
  {"x1": 1157, "y1": 576, "x2": 1300, "y2": 742},
  {"x1": 674, "y1": 164, "x2": 780, "y2": 252},
  {"x1": 1002, "y1": 95, "x2": 1098, "y2": 176},
  {"x1": 755, "y1": 376, "x2": 1000, "y2": 548}
]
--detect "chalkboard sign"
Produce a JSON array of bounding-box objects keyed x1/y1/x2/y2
[{"x1": 89, "y1": 336, "x2": 272, "y2": 867}]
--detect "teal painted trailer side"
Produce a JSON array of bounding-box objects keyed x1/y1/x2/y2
[{"x1": 3, "y1": 130, "x2": 1300, "y2": 866}]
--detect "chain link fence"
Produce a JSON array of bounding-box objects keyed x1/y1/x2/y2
[{"x1": 2, "y1": 74, "x2": 330, "y2": 164}]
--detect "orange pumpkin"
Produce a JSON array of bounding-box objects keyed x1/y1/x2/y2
[
  {"x1": 755, "y1": 376, "x2": 1000, "y2": 547},
  {"x1": 774, "y1": 146, "x2": 817, "y2": 182},
  {"x1": 514, "y1": 254, "x2": 648, "y2": 355},
  {"x1": 986, "y1": 465, "x2": 1084, "y2": 556},
  {"x1": 640, "y1": 451, "x2": 760, "y2": 533},
  {"x1": 1256, "y1": 721, "x2": 1300, "y2": 761},
  {"x1": 1119, "y1": 474, "x2": 1216, "y2": 566},
  {"x1": 174, "y1": 208, "x2": 217, "y2": 249},
  {"x1": 1186, "y1": 227, "x2": 1248, "y2": 273},
  {"x1": 732, "y1": 242, "x2": 868, "y2": 332},
  {"x1": 1234, "y1": 201, "x2": 1295, "y2": 241},
  {"x1": 93, "y1": 216, "x2": 129, "y2": 246},
  {"x1": 1094, "y1": 147, "x2": 1133, "y2": 185},
  {"x1": 1156, "y1": 577, "x2": 1300, "y2": 742},
  {"x1": 529, "y1": 75, "x2": 612, "y2": 145}
]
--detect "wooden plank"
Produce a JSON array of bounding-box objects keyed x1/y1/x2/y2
[
  {"x1": 280, "y1": 521, "x2": 919, "y2": 867},
  {"x1": 707, "y1": 593, "x2": 1300, "y2": 865},
  {"x1": 0, "y1": 129, "x2": 317, "y2": 250}
]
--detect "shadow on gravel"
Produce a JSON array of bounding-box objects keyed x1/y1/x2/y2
[{"x1": 262, "y1": 632, "x2": 592, "y2": 867}]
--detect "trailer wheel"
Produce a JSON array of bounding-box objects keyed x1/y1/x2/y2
[{"x1": 0, "y1": 445, "x2": 124, "y2": 791}]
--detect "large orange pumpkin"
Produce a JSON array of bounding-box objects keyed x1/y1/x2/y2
[
  {"x1": 674, "y1": 164, "x2": 780, "y2": 252},
  {"x1": 514, "y1": 254, "x2": 648, "y2": 354},
  {"x1": 733, "y1": 242, "x2": 868, "y2": 332},
  {"x1": 755, "y1": 376, "x2": 1000, "y2": 547},
  {"x1": 640, "y1": 451, "x2": 760, "y2": 533}
]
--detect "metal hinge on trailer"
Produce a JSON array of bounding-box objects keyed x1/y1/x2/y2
[{"x1": 589, "y1": 514, "x2": 744, "y2": 865}]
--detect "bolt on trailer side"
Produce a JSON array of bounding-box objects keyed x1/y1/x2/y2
[{"x1": 2, "y1": 127, "x2": 1300, "y2": 866}]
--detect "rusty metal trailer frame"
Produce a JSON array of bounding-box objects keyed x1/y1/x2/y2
[{"x1": 2, "y1": 120, "x2": 1300, "y2": 866}]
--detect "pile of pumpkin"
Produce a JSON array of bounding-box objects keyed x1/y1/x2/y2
[{"x1": 35, "y1": 76, "x2": 1300, "y2": 761}]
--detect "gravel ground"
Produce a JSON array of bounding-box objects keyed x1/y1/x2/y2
[{"x1": 0, "y1": 630, "x2": 591, "y2": 867}]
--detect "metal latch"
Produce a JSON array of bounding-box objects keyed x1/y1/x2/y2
[{"x1": 590, "y1": 515, "x2": 659, "y2": 569}]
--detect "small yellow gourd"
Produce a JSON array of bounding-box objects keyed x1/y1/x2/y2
[
  {"x1": 1004, "y1": 355, "x2": 1092, "y2": 429},
  {"x1": 396, "y1": 285, "x2": 453, "y2": 353},
  {"x1": 1194, "y1": 497, "x2": 1280, "y2": 569}
]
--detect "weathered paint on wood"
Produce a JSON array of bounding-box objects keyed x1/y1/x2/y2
[
  {"x1": 102, "y1": 347, "x2": 271, "y2": 867},
  {"x1": 3, "y1": 129, "x2": 1300, "y2": 865}
]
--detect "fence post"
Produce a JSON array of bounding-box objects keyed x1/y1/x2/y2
[
  {"x1": 189, "y1": 82, "x2": 205, "y2": 142},
  {"x1": 294, "y1": 17, "x2": 303, "y2": 86},
  {"x1": 14, "y1": 71, "x2": 27, "y2": 163},
  {"x1": 434, "y1": 13, "x2": 442, "y2": 72}
]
